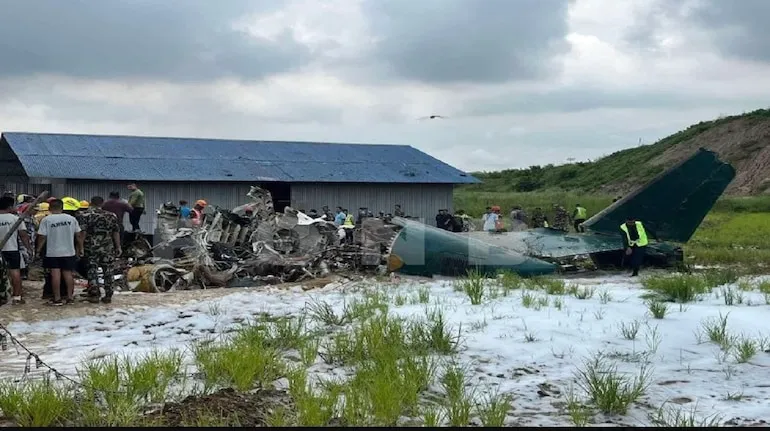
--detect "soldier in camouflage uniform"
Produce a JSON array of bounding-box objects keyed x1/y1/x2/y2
[
  {"x1": 551, "y1": 204, "x2": 570, "y2": 232},
  {"x1": 79, "y1": 196, "x2": 122, "y2": 304}
]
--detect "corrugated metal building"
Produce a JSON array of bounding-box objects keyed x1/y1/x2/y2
[{"x1": 0, "y1": 132, "x2": 479, "y2": 232}]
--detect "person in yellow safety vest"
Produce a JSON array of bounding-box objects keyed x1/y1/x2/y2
[
  {"x1": 342, "y1": 209, "x2": 355, "y2": 244},
  {"x1": 620, "y1": 216, "x2": 648, "y2": 277},
  {"x1": 573, "y1": 204, "x2": 587, "y2": 233}
]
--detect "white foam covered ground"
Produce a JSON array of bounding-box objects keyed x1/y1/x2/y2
[{"x1": 2, "y1": 275, "x2": 770, "y2": 426}]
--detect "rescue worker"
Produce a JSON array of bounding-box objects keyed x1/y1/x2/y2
[
  {"x1": 509, "y1": 206, "x2": 527, "y2": 231},
  {"x1": 454, "y1": 210, "x2": 472, "y2": 232},
  {"x1": 342, "y1": 209, "x2": 355, "y2": 244},
  {"x1": 552, "y1": 204, "x2": 569, "y2": 232},
  {"x1": 573, "y1": 204, "x2": 588, "y2": 233},
  {"x1": 620, "y1": 216, "x2": 648, "y2": 277},
  {"x1": 79, "y1": 196, "x2": 122, "y2": 304},
  {"x1": 530, "y1": 207, "x2": 548, "y2": 228},
  {"x1": 0, "y1": 196, "x2": 32, "y2": 305},
  {"x1": 394, "y1": 204, "x2": 405, "y2": 218},
  {"x1": 34, "y1": 202, "x2": 50, "y2": 227},
  {"x1": 190, "y1": 200, "x2": 207, "y2": 227}
]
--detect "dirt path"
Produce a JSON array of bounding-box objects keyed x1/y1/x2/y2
[{"x1": 1, "y1": 276, "x2": 344, "y2": 325}]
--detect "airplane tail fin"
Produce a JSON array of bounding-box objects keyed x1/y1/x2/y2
[{"x1": 582, "y1": 148, "x2": 735, "y2": 243}]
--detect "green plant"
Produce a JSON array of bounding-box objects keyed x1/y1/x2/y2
[
  {"x1": 573, "y1": 286, "x2": 595, "y2": 300},
  {"x1": 458, "y1": 268, "x2": 486, "y2": 305},
  {"x1": 574, "y1": 354, "x2": 651, "y2": 415},
  {"x1": 700, "y1": 312, "x2": 732, "y2": 348},
  {"x1": 521, "y1": 290, "x2": 536, "y2": 308},
  {"x1": 652, "y1": 402, "x2": 722, "y2": 427},
  {"x1": 641, "y1": 274, "x2": 709, "y2": 303},
  {"x1": 0, "y1": 380, "x2": 75, "y2": 427},
  {"x1": 565, "y1": 386, "x2": 592, "y2": 427},
  {"x1": 618, "y1": 320, "x2": 642, "y2": 341},
  {"x1": 733, "y1": 336, "x2": 758, "y2": 363},
  {"x1": 497, "y1": 270, "x2": 524, "y2": 294},
  {"x1": 598, "y1": 290, "x2": 612, "y2": 304},
  {"x1": 475, "y1": 392, "x2": 513, "y2": 426},
  {"x1": 646, "y1": 300, "x2": 668, "y2": 319}
]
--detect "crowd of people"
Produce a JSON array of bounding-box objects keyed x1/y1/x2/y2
[
  {"x1": 434, "y1": 204, "x2": 591, "y2": 234},
  {"x1": 0, "y1": 183, "x2": 190, "y2": 307}
]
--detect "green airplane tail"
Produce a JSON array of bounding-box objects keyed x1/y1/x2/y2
[{"x1": 581, "y1": 148, "x2": 736, "y2": 243}]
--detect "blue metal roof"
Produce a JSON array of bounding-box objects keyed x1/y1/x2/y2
[{"x1": 1, "y1": 132, "x2": 480, "y2": 184}]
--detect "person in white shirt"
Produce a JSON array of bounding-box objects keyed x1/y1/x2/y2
[
  {"x1": 35, "y1": 199, "x2": 84, "y2": 306},
  {"x1": 0, "y1": 196, "x2": 32, "y2": 305},
  {"x1": 483, "y1": 206, "x2": 500, "y2": 232}
]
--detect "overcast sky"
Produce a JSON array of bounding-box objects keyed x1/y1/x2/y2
[{"x1": 1, "y1": 0, "x2": 768, "y2": 172}]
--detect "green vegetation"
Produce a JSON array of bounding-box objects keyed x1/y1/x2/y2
[{"x1": 459, "y1": 108, "x2": 770, "y2": 194}]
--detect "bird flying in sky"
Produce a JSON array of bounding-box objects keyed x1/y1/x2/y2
[{"x1": 418, "y1": 115, "x2": 447, "y2": 120}]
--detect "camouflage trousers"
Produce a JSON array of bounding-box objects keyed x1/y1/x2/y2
[{"x1": 85, "y1": 252, "x2": 116, "y2": 299}]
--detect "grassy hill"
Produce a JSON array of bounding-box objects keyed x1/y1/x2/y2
[{"x1": 460, "y1": 108, "x2": 770, "y2": 196}]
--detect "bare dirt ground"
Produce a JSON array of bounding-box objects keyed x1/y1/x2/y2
[
  {"x1": 649, "y1": 116, "x2": 770, "y2": 195},
  {"x1": 1, "y1": 275, "x2": 342, "y2": 325}
]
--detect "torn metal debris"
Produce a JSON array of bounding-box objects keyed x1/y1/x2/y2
[{"x1": 123, "y1": 186, "x2": 399, "y2": 292}]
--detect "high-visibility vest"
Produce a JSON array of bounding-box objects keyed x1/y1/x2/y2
[
  {"x1": 576, "y1": 207, "x2": 587, "y2": 219},
  {"x1": 620, "y1": 221, "x2": 648, "y2": 247},
  {"x1": 344, "y1": 214, "x2": 354, "y2": 226}
]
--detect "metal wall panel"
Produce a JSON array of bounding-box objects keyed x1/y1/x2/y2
[
  {"x1": 60, "y1": 181, "x2": 257, "y2": 232},
  {"x1": 12, "y1": 179, "x2": 454, "y2": 232},
  {"x1": 290, "y1": 183, "x2": 454, "y2": 223}
]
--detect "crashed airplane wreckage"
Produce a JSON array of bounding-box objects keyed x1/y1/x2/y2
[
  {"x1": 128, "y1": 186, "x2": 399, "y2": 292},
  {"x1": 458, "y1": 148, "x2": 736, "y2": 271},
  {"x1": 125, "y1": 148, "x2": 735, "y2": 291}
]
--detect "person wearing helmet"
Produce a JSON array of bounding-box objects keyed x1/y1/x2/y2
[
  {"x1": 79, "y1": 200, "x2": 90, "y2": 211},
  {"x1": 190, "y1": 200, "x2": 207, "y2": 227},
  {"x1": 61, "y1": 197, "x2": 80, "y2": 213},
  {"x1": 34, "y1": 202, "x2": 51, "y2": 227}
]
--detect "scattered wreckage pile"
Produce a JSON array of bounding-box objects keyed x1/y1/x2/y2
[{"x1": 124, "y1": 186, "x2": 400, "y2": 293}]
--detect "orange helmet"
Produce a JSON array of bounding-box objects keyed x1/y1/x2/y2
[{"x1": 195, "y1": 199, "x2": 208, "y2": 207}]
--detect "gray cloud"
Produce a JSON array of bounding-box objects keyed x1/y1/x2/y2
[
  {"x1": 0, "y1": 0, "x2": 310, "y2": 81},
  {"x1": 359, "y1": 0, "x2": 572, "y2": 84},
  {"x1": 459, "y1": 86, "x2": 755, "y2": 117},
  {"x1": 688, "y1": 0, "x2": 770, "y2": 62},
  {"x1": 624, "y1": 0, "x2": 770, "y2": 63}
]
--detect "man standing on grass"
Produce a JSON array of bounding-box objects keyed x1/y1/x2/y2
[
  {"x1": 0, "y1": 196, "x2": 32, "y2": 305},
  {"x1": 36, "y1": 199, "x2": 83, "y2": 306},
  {"x1": 620, "y1": 216, "x2": 648, "y2": 277},
  {"x1": 127, "y1": 183, "x2": 145, "y2": 232}
]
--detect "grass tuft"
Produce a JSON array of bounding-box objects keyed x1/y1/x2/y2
[
  {"x1": 646, "y1": 300, "x2": 668, "y2": 319},
  {"x1": 457, "y1": 268, "x2": 486, "y2": 305},
  {"x1": 574, "y1": 353, "x2": 651, "y2": 415},
  {"x1": 641, "y1": 273, "x2": 709, "y2": 303},
  {"x1": 618, "y1": 320, "x2": 642, "y2": 341}
]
